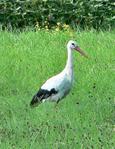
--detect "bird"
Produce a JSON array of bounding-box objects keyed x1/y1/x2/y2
[{"x1": 30, "y1": 40, "x2": 88, "y2": 107}]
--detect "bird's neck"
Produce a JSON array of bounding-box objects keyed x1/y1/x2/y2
[{"x1": 64, "y1": 48, "x2": 73, "y2": 76}]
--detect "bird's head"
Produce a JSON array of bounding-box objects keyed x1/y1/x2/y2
[{"x1": 67, "y1": 40, "x2": 88, "y2": 58}]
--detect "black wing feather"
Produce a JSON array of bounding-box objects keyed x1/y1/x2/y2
[{"x1": 30, "y1": 88, "x2": 58, "y2": 106}]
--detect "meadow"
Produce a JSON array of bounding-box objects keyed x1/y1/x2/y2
[{"x1": 0, "y1": 30, "x2": 114, "y2": 149}]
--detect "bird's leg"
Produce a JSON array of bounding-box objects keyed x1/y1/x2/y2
[
  {"x1": 56, "y1": 99, "x2": 60, "y2": 104},
  {"x1": 54, "y1": 104, "x2": 59, "y2": 112},
  {"x1": 54, "y1": 99, "x2": 60, "y2": 110},
  {"x1": 54, "y1": 102, "x2": 58, "y2": 109}
]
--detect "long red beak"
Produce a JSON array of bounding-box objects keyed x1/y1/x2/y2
[{"x1": 75, "y1": 47, "x2": 88, "y2": 58}]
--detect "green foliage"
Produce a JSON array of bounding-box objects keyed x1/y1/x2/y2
[
  {"x1": 0, "y1": 0, "x2": 114, "y2": 30},
  {"x1": 0, "y1": 30, "x2": 115, "y2": 148}
]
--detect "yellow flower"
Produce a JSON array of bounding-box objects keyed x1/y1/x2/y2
[
  {"x1": 55, "y1": 27, "x2": 60, "y2": 31},
  {"x1": 45, "y1": 26, "x2": 48, "y2": 29},
  {"x1": 63, "y1": 23, "x2": 69, "y2": 29},
  {"x1": 45, "y1": 21, "x2": 47, "y2": 24},
  {"x1": 57, "y1": 22, "x2": 61, "y2": 26},
  {"x1": 35, "y1": 22, "x2": 39, "y2": 28},
  {"x1": 35, "y1": 22, "x2": 41, "y2": 31}
]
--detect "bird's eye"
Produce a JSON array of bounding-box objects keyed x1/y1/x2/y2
[{"x1": 71, "y1": 43, "x2": 75, "y2": 46}]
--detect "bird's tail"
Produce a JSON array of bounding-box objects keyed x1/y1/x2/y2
[{"x1": 30, "y1": 94, "x2": 42, "y2": 107}]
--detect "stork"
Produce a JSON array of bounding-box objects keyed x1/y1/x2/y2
[{"x1": 30, "y1": 40, "x2": 87, "y2": 107}]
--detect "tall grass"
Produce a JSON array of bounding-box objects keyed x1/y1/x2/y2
[{"x1": 0, "y1": 30, "x2": 114, "y2": 148}]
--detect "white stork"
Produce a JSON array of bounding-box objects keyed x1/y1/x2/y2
[{"x1": 30, "y1": 40, "x2": 87, "y2": 107}]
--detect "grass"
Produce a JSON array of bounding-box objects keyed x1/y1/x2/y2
[{"x1": 0, "y1": 30, "x2": 115, "y2": 149}]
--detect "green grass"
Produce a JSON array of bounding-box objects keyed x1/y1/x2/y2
[{"x1": 0, "y1": 30, "x2": 115, "y2": 149}]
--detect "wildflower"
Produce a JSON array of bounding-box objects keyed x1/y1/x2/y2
[
  {"x1": 35, "y1": 22, "x2": 39, "y2": 28},
  {"x1": 63, "y1": 23, "x2": 69, "y2": 29},
  {"x1": 45, "y1": 26, "x2": 49, "y2": 31},
  {"x1": 57, "y1": 22, "x2": 61, "y2": 26},
  {"x1": 45, "y1": 26, "x2": 48, "y2": 29},
  {"x1": 55, "y1": 27, "x2": 60, "y2": 31},
  {"x1": 35, "y1": 22, "x2": 40, "y2": 31}
]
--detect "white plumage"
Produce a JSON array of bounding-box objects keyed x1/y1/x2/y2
[
  {"x1": 30, "y1": 40, "x2": 87, "y2": 107},
  {"x1": 41, "y1": 69, "x2": 73, "y2": 103}
]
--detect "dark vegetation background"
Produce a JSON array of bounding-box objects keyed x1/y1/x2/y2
[{"x1": 0, "y1": 0, "x2": 114, "y2": 30}]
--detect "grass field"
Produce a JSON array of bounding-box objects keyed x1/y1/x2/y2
[{"x1": 0, "y1": 30, "x2": 115, "y2": 149}]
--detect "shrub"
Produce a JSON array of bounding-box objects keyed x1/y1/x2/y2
[{"x1": 0, "y1": 0, "x2": 114, "y2": 30}]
